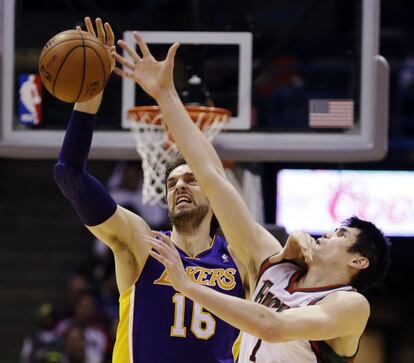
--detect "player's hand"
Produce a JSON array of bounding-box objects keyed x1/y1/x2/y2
[
  {"x1": 144, "y1": 231, "x2": 192, "y2": 293},
  {"x1": 111, "y1": 32, "x2": 180, "y2": 100},
  {"x1": 74, "y1": 17, "x2": 115, "y2": 112},
  {"x1": 269, "y1": 231, "x2": 314, "y2": 265},
  {"x1": 78, "y1": 17, "x2": 116, "y2": 71}
]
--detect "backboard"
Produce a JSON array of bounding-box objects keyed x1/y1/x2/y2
[{"x1": 0, "y1": 0, "x2": 388, "y2": 161}]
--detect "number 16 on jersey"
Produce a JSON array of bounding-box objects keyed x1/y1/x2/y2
[{"x1": 170, "y1": 293, "x2": 216, "y2": 340}]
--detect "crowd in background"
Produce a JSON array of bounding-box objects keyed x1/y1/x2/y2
[{"x1": 19, "y1": 161, "x2": 169, "y2": 363}]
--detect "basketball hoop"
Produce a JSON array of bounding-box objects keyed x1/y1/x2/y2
[{"x1": 127, "y1": 105, "x2": 231, "y2": 206}]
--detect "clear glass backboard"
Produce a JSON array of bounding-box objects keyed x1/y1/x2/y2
[{"x1": 0, "y1": 0, "x2": 388, "y2": 161}]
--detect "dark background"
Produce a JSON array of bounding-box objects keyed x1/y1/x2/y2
[{"x1": 1, "y1": 0, "x2": 414, "y2": 362}]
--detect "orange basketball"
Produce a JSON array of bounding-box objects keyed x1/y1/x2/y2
[{"x1": 38, "y1": 30, "x2": 112, "y2": 103}]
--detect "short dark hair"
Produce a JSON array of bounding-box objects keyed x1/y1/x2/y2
[
  {"x1": 164, "y1": 156, "x2": 187, "y2": 187},
  {"x1": 342, "y1": 216, "x2": 391, "y2": 292},
  {"x1": 164, "y1": 156, "x2": 220, "y2": 237}
]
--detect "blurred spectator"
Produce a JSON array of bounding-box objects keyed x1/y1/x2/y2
[
  {"x1": 399, "y1": 54, "x2": 414, "y2": 90},
  {"x1": 57, "y1": 275, "x2": 90, "y2": 320},
  {"x1": 60, "y1": 324, "x2": 85, "y2": 363},
  {"x1": 56, "y1": 291, "x2": 111, "y2": 363},
  {"x1": 396, "y1": 52, "x2": 414, "y2": 135},
  {"x1": 254, "y1": 56, "x2": 306, "y2": 128},
  {"x1": 83, "y1": 161, "x2": 170, "y2": 338},
  {"x1": 106, "y1": 160, "x2": 168, "y2": 228},
  {"x1": 255, "y1": 56, "x2": 304, "y2": 96},
  {"x1": 20, "y1": 303, "x2": 63, "y2": 363},
  {"x1": 91, "y1": 161, "x2": 169, "y2": 283}
]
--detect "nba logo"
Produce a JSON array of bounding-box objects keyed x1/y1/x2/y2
[{"x1": 18, "y1": 74, "x2": 42, "y2": 125}]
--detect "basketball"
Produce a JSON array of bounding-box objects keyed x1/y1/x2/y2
[{"x1": 38, "y1": 29, "x2": 112, "y2": 103}]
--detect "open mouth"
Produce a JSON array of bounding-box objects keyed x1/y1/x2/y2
[{"x1": 175, "y1": 196, "x2": 192, "y2": 206}]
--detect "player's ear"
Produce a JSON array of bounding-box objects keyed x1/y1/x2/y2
[{"x1": 348, "y1": 256, "x2": 369, "y2": 270}]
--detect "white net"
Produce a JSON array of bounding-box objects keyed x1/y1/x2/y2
[{"x1": 128, "y1": 106, "x2": 230, "y2": 207}]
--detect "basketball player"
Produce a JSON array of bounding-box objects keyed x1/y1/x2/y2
[
  {"x1": 54, "y1": 18, "x2": 246, "y2": 363},
  {"x1": 111, "y1": 33, "x2": 391, "y2": 362}
]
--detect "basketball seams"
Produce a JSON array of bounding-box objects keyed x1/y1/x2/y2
[
  {"x1": 75, "y1": 31, "x2": 87, "y2": 102},
  {"x1": 52, "y1": 45, "x2": 84, "y2": 99},
  {"x1": 40, "y1": 39, "x2": 84, "y2": 67},
  {"x1": 85, "y1": 45, "x2": 109, "y2": 89},
  {"x1": 39, "y1": 30, "x2": 109, "y2": 103},
  {"x1": 40, "y1": 36, "x2": 107, "y2": 62}
]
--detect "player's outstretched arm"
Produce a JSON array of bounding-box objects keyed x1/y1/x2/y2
[
  {"x1": 112, "y1": 32, "x2": 282, "y2": 274},
  {"x1": 148, "y1": 232, "x2": 369, "y2": 353},
  {"x1": 73, "y1": 17, "x2": 114, "y2": 115},
  {"x1": 54, "y1": 18, "x2": 152, "y2": 294}
]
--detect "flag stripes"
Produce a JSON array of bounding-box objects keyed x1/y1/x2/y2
[{"x1": 309, "y1": 100, "x2": 354, "y2": 128}]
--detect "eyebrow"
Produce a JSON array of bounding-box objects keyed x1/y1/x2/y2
[
  {"x1": 335, "y1": 227, "x2": 349, "y2": 235},
  {"x1": 166, "y1": 176, "x2": 177, "y2": 185},
  {"x1": 167, "y1": 172, "x2": 195, "y2": 183}
]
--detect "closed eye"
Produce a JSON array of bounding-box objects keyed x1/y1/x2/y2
[
  {"x1": 185, "y1": 175, "x2": 198, "y2": 185},
  {"x1": 167, "y1": 178, "x2": 177, "y2": 189},
  {"x1": 336, "y1": 227, "x2": 348, "y2": 237}
]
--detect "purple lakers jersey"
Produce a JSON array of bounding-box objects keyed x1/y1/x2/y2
[{"x1": 113, "y1": 232, "x2": 245, "y2": 363}]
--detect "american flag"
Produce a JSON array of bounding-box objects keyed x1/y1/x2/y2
[{"x1": 309, "y1": 99, "x2": 354, "y2": 128}]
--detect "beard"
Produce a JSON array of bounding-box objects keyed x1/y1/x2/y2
[{"x1": 169, "y1": 204, "x2": 210, "y2": 234}]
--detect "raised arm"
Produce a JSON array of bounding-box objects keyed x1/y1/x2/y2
[
  {"x1": 112, "y1": 32, "x2": 282, "y2": 275},
  {"x1": 148, "y1": 232, "x2": 369, "y2": 354},
  {"x1": 54, "y1": 18, "x2": 152, "y2": 294},
  {"x1": 183, "y1": 281, "x2": 368, "y2": 342},
  {"x1": 183, "y1": 282, "x2": 368, "y2": 356}
]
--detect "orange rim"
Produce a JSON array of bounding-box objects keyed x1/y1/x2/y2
[{"x1": 127, "y1": 105, "x2": 231, "y2": 126}]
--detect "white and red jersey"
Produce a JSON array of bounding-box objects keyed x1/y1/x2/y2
[{"x1": 238, "y1": 260, "x2": 356, "y2": 363}]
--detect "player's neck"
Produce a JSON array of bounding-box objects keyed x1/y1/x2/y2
[
  {"x1": 171, "y1": 223, "x2": 212, "y2": 257},
  {"x1": 297, "y1": 265, "x2": 349, "y2": 289}
]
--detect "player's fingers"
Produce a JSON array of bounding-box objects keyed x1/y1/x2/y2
[
  {"x1": 152, "y1": 231, "x2": 181, "y2": 263},
  {"x1": 144, "y1": 234, "x2": 173, "y2": 254},
  {"x1": 152, "y1": 231, "x2": 176, "y2": 249},
  {"x1": 95, "y1": 18, "x2": 106, "y2": 44},
  {"x1": 144, "y1": 236, "x2": 168, "y2": 257},
  {"x1": 166, "y1": 42, "x2": 180, "y2": 62},
  {"x1": 111, "y1": 51, "x2": 135, "y2": 70},
  {"x1": 113, "y1": 67, "x2": 134, "y2": 79},
  {"x1": 145, "y1": 237, "x2": 177, "y2": 262},
  {"x1": 307, "y1": 238, "x2": 314, "y2": 263},
  {"x1": 76, "y1": 25, "x2": 82, "y2": 31},
  {"x1": 84, "y1": 17, "x2": 96, "y2": 37},
  {"x1": 302, "y1": 237, "x2": 313, "y2": 263},
  {"x1": 145, "y1": 237, "x2": 168, "y2": 256},
  {"x1": 146, "y1": 234, "x2": 177, "y2": 257},
  {"x1": 105, "y1": 22, "x2": 115, "y2": 46},
  {"x1": 269, "y1": 251, "x2": 283, "y2": 263},
  {"x1": 305, "y1": 253, "x2": 313, "y2": 264},
  {"x1": 117, "y1": 39, "x2": 141, "y2": 62},
  {"x1": 133, "y1": 31, "x2": 152, "y2": 58},
  {"x1": 149, "y1": 249, "x2": 168, "y2": 267},
  {"x1": 148, "y1": 233, "x2": 181, "y2": 262},
  {"x1": 303, "y1": 244, "x2": 312, "y2": 262}
]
